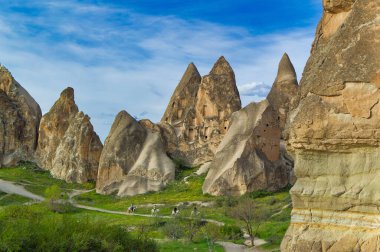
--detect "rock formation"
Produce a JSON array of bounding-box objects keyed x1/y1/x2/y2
[
  {"x1": 0, "y1": 65, "x2": 42, "y2": 167},
  {"x1": 161, "y1": 57, "x2": 241, "y2": 165},
  {"x1": 36, "y1": 87, "x2": 103, "y2": 183},
  {"x1": 267, "y1": 53, "x2": 299, "y2": 133},
  {"x1": 267, "y1": 54, "x2": 299, "y2": 185},
  {"x1": 96, "y1": 111, "x2": 175, "y2": 196},
  {"x1": 202, "y1": 100, "x2": 289, "y2": 196},
  {"x1": 281, "y1": 0, "x2": 380, "y2": 251}
]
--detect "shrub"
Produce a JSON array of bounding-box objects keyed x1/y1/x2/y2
[
  {"x1": 162, "y1": 219, "x2": 184, "y2": 240},
  {"x1": 221, "y1": 225, "x2": 243, "y2": 240}
]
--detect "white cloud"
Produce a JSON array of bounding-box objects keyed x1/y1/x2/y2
[{"x1": 0, "y1": 0, "x2": 315, "y2": 141}]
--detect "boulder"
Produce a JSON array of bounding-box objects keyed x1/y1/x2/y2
[
  {"x1": 281, "y1": 0, "x2": 380, "y2": 250},
  {"x1": 161, "y1": 57, "x2": 241, "y2": 165},
  {"x1": 0, "y1": 65, "x2": 41, "y2": 166},
  {"x1": 96, "y1": 111, "x2": 175, "y2": 196},
  {"x1": 36, "y1": 87, "x2": 103, "y2": 183},
  {"x1": 202, "y1": 100, "x2": 289, "y2": 196}
]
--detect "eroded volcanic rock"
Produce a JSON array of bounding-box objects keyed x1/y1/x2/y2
[
  {"x1": 202, "y1": 100, "x2": 289, "y2": 196},
  {"x1": 0, "y1": 65, "x2": 42, "y2": 167},
  {"x1": 267, "y1": 53, "x2": 299, "y2": 133},
  {"x1": 96, "y1": 111, "x2": 175, "y2": 196},
  {"x1": 161, "y1": 57, "x2": 241, "y2": 165},
  {"x1": 281, "y1": 0, "x2": 380, "y2": 251},
  {"x1": 36, "y1": 87, "x2": 103, "y2": 183}
]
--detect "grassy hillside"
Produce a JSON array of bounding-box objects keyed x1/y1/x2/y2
[{"x1": 0, "y1": 163, "x2": 292, "y2": 251}]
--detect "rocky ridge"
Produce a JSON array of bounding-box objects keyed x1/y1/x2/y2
[
  {"x1": 96, "y1": 111, "x2": 175, "y2": 196},
  {"x1": 36, "y1": 88, "x2": 103, "y2": 183},
  {"x1": 161, "y1": 56, "x2": 241, "y2": 165},
  {"x1": 0, "y1": 65, "x2": 42, "y2": 167},
  {"x1": 202, "y1": 100, "x2": 289, "y2": 196}
]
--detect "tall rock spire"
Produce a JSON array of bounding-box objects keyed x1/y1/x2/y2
[
  {"x1": 267, "y1": 53, "x2": 299, "y2": 133},
  {"x1": 36, "y1": 87, "x2": 103, "y2": 183},
  {"x1": 160, "y1": 56, "x2": 242, "y2": 165}
]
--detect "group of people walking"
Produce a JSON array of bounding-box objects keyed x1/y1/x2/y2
[{"x1": 127, "y1": 203, "x2": 199, "y2": 217}]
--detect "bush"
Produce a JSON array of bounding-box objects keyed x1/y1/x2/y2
[
  {"x1": 249, "y1": 190, "x2": 273, "y2": 199},
  {"x1": 0, "y1": 204, "x2": 158, "y2": 252},
  {"x1": 202, "y1": 223, "x2": 222, "y2": 244},
  {"x1": 162, "y1": 219, "x2": 185, "y2": 240},
  {"x1": 221, "y1": 225, "x2": 243, "y2": 240}
]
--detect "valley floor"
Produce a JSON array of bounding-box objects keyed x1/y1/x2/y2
[{"x1": 0, "y1": 163, "x2": 290, "y2": 251}]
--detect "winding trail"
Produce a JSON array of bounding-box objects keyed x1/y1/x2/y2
[
  {"x1": 0, "y1": 179, "x2": 271, "y2": 252},
  {"x1": 0, "y1": 179, "x2": 44, "y2": 201}
]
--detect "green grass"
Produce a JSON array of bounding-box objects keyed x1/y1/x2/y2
[
  {"x1": 0, "y1": 164, "x2": 94, "y2": 196},
  {"x1": 0, "y1": 192, "x2": 31, "y2": 206}
]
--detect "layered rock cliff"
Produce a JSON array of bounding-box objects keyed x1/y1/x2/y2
[
  {"x1": 202, "y1": 100, "x2": 289, "y2": 196},
  {"x1": 161, "y1": 57, "x2": 241, "y2": 165},
  {"x1": 96, "y1": 111, "x2": 175, "y2": 196},
  {"x1": 36, "y1": 87, "x2": 103, "y2": 183},
  {"x1": 0, "y1": 65, "x2": 42, "y2": 167},
  {"x1": 282, "y1": 0, "x2": 380, "y2": 251}
]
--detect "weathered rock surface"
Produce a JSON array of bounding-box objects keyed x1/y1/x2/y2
[
  {"x1": 0, "y1": 65, "x2": 42, "y2": 167},
  {"x1": 36, "y1": 88, "x2": 103, "y2": 183},
  {"x1": 282, "y1": 0, "x2": 380, "y2": 251},
  {"x1": 202, "y1": 100, "x2": 290, "y2": 196},
  {"x1": 161, "y1": 57, "x2": 241, "y2": 165},
  {"x1": 267, "y1": 53, "x2": 299, "y2": 133},
  {"x1": 96, "y1": 111, "x2": 175, "y2": 196}
]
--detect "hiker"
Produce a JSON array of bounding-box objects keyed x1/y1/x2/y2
[
  {"x1": 191, "y1": 206, "x2": 199, "y2": 216},
  {"x1": 171, "y1": 207, "x2": 179, "y2": 216},
  {"x1": 127, "y1": 203, "x2": 136, "y2": 213},
  {"x1": 151, "y1": 205, "x2": 159, "y2": 215}
]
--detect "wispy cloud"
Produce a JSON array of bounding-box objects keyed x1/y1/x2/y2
[{"x1": 0, "y1": 0, "x2": 316, "y2": 141}]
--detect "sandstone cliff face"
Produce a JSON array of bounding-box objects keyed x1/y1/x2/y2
[
  {"x1": 282, "y1": 0, "x2": 380, "y2": 251},
  {"x1": 36, "y1": 88, "x2": 103, "y2": 183},
  {"x1": 0, "y1": 65, "x2": 42, "y2": 167},
  {"x1": 162, "y1": 57, "x2": 241, "y2": 165},
  {"x1": 96, "y1": 111, "x2": 175, "y2": 196},
  {"x1": 202, "y1": 100, "x2": 289, "y2": 196}
]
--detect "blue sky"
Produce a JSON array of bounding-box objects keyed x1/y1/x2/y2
[{"x1": 0, "y1": 0, "x2": 322, "y2": 141}]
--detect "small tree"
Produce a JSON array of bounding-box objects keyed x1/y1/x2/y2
[{"x1": 229, "y1": 198, "x2": 267, "y2": 247}]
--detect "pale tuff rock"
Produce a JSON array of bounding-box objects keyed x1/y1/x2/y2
[
  {"x1": 202, "y1": 100, "x2": 289, "y2": 196},
  {"x1": 96, "y1": 111, "x2": 175, "y2": 196},
  {"x1": 36, "y1": 88, "x2": 103, "y2": 183},
  {"x1": 0, "y1": 66, "x2": 42, "y2": 167},
  {"x1": 282, "y1": 0, "x2": 380, "y2": 251},
  {"x1": 161, "y1": 57, "x2": 241, "y2": 165},
  {"x1": 267, "y1": 53, "x2": 299, "y2": 133}
]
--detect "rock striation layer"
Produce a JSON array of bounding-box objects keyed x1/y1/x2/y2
[
  {"x1": 0, "y1": 65, "x2": 42, "y2": 167},
  {"x1": 202, "y1": 100, "x2": 289, "y2": 196},
  {"x1": 281, "y1": 0, "x2": 380, "y2": 251},
  {"x1": 96, "y1": 111, "x2": 175, "y2": 196},
  {"x1": 36, "y1": 87, "x2": 103, "y2": 183},
  {"x1": 161, "y1": 57, "x2": 241, "y2": 165}
]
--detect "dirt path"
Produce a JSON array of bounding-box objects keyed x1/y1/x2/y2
[
  {"x1": 0, "y1": 179, "x2": 44, "y2": 201},
  {"x1": 217, "y1": 241, "x2": 266, "y2": 252}
]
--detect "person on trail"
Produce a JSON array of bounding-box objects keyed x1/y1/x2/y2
[
  {"x1": 151, "y1": 204, "x2": 159, "y2": 215},
  {"x1": 172, "y1": 207, "x2": 179, "y2": 216},
  {"x1": 128, "y1": 203, "x2": 136, "y2": 213},
  {"x1": 191, "y1": 206, "x2": 199, "y2": 216}
]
